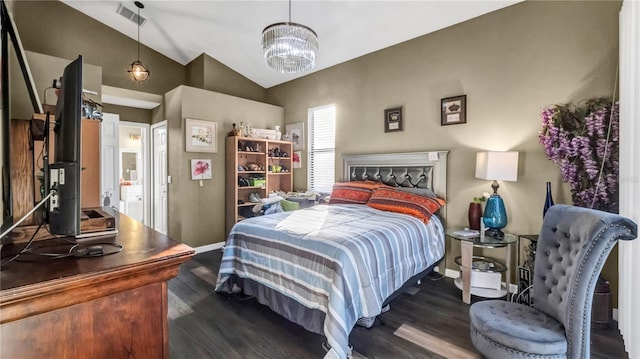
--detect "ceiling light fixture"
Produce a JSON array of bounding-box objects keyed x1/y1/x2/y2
[
  {"x1": 261, "y1": 0, "x2": 318, "y2": 74},
  {"x1": 127, "y1": 1, "x2": 150, "y2": 82}
]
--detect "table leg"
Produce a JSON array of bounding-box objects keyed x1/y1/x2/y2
[
  {"x1": 460, "y1": 240, "x2": 473, "y2": 304},
  {"x1": 506, "y1": 243, "x2": 512, "y2": 298}
]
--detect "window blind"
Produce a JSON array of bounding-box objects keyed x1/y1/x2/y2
[{"x1": 308, "y1": 105, "x2": 336, "y2": 193}]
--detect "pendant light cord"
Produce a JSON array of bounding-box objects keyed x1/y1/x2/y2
[
  {"x1": 137, "y1": 4, "x2": 141, "y2": 60},
  {"x1": 288, "y1": 0, "x2": 292, "y2": 23}
]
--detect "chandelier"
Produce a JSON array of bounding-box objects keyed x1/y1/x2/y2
[
  {"x1": 261, "y1": 0, "x2": 318, "y2": 74},
  {"x1": 128, "y1": 1, "x2": 150, "y2": 82}
]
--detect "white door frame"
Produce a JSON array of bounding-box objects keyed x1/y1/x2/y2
[{"x1": 150, "y1": 120, "x2": 168, "y2": 234}]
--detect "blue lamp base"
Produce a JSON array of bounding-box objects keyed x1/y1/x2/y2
[{"x1": 483, "y1": 194, "x2": 508, "y2": 239}]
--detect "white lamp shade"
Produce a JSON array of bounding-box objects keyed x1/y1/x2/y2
[{"x1": 475, "y1": 151, "x2": 519, "y2": 182}]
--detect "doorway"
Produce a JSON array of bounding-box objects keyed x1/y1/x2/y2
[
  {"x1": 100, "y1": 114, "x2": 150, "y2": 225},
  {"x1": 118, "y1": 122, "x2": 149, "y2": 224}
]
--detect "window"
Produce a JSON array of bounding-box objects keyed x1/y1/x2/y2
[{"x1": 308, "y1": 105, "x2": 336, "y2": 193}]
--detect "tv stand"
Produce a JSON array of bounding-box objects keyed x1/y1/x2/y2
[{"x1": 0, "y1": 208, "x2": 194, "y2": 358}]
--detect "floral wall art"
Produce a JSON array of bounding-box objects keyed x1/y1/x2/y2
[
  {"x1": 186, "y1": 118, "x2": 217, "y2": 153},
  {"x1": 293, "y1": 151, "x2": 302, "y2": 169},
  {"x1": 191, "y1": 159, "x2": 212, "y2": 180},
  {"x1": 539, "y1": 98, "x2": 619, "y2": 212}
]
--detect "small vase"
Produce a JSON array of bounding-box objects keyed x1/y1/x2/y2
[
  {"x1": 468, "y1": 202, "x2": 482, "y2": 230},
  {"x1": 543, "y1": 181, "x2": 554, "y2": 218},
  {"x1": 274, "y1": 125, "x2": 282, "y2": 140}
]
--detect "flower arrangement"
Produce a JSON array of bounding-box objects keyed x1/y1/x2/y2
[
  {"x1": 473, "y1": 192, "x2": 490, "y2": 204},
  {"x1": 539, "y1": 98, "x2": 619, "y2": 212}
]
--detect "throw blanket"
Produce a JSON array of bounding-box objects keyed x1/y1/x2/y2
[{"x1": 215, "y1": 204, "x2": 445, "y2": 359}]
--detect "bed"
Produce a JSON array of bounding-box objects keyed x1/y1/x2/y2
[{"x1": 215, "y1": 151, "x2": 448, "y2": 359}]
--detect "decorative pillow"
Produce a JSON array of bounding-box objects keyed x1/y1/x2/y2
[
  {"x1": 395, "y1": 186, "x2": 438, "y2": 198},
  {"x1": 328, "y1": 181, "x2": 387, "y2": 205},
  {"x1": 367, "y1": 187, "x2": 445, "y2": 223},
  {"x1": 280, "y1": 199, "x2": 300, "y2": 212}
]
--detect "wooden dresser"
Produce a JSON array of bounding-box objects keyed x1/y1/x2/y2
[{"x1": 0, "y1": 209, "x2": 194, "y2": 358}]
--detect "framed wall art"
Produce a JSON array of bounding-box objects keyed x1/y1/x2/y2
[
  {"x1": 441, "y1": 95, "x2": 467, "y2": 126},
  {"x1": 185, "y1": 118, "x2": 217, "y2": 153},
  {"x1": 286, "y1": 122, "x2": 305, "y2": 150},
  {"x1": 191, "y1": 159, "x2": 212, "y2": 180},
  {"x1": 384, "y1": 107, "x2": 403, "y2": 132},
  {"x1": 293, "y1": 151, "x2": 302, "y2": 169}
]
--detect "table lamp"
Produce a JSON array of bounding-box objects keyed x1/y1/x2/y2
[{"x1": 475, "y1": 151, "x2": 519, "y2": 239}]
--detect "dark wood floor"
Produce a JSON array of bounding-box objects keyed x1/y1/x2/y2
[{"x1": 168, "y1": 250, "x2": 628, "y2": 359}]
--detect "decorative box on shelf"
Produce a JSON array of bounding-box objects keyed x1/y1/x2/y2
[
  {"x1": 249, "y1": 178, "x2": 266, "y2": 187},
  {"x1": 455, "y1": 255, "x2": 505, "y2": 290},
  {"x1": 251, "y1": 128, "x2": 278, "y2": 140}
]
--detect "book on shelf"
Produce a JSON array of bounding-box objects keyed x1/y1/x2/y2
[{"x1": 453, "y1": 229, "x2": 480, "y2": 238}]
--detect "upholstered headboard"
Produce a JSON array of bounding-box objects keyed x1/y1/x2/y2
[
  {"x1": 342, "y1": 151, "x2": 449, "y2": 199},
  {"x1": 342, "y1": 151, "x2": 449, "y2": 223}
]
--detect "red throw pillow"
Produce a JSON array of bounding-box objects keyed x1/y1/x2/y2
[
  {"x1": 328, "y1": 181, "x2": 388, "y2": 205},
  {"x1": 366, "y1": 187, "x2": 445, "y2": 223}
]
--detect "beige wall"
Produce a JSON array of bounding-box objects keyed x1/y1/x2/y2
[
  {"x1": 187, "y1": 54, "x2": 268, "y2": 103},
  {"x1": 165, "y1": 86, "x2": 283, "y2": 247},
  {"x1": 11, "y1": 1, "x2": 185, "y2": 97},
  {"x1": 10, "y1": 51, "x2": 102, "y2": 121},
  {"x1": 267, "y1": 0, "x2": 621, "y2": 291},
  {"x1": 102, "y1": 104, "x2": 152, "y2": 124},
  {"x1": 185, "y1": 56, "x2": 205, "y2": 90},
  {"x1": 9, "y1": 1, "x2": 267, "y2": 103}
]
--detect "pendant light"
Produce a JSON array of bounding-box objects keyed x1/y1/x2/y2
[
  {"x1": 128, "y1": 1, "x2": 150, "y2": 82},
  {"x1": 261, "y1": 0, "x2": 318, "y2": 74}
]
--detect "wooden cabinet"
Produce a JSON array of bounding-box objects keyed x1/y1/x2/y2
[
  {"x1": 225, "y1": 136, "x2": 293, "y2": 235},
  {"x1": 0, "y1": 209, "x2": 195, "y2": 359}
]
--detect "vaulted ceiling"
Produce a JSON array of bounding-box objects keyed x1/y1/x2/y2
[{"x1": 63, "y1": 1, "x2": 521, "y2": 89}]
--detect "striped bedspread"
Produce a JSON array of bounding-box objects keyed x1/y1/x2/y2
[{"x1": 215, "y1": 204, "x2": 445, "y2": 359}]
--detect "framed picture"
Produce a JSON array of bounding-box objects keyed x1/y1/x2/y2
[
  {"x1": 185, "y1": 118, "x2": 217, "y2": 153},
  {"x1": 441, "y1": 95, "x2": 467, "y2": 126},
  {"x1": 293, "y1": 151, "x2": 302, "y2": 169},
  {"x1": 191, "y1": 159, "x2": 212, "y2": 180},
  {"x1": 384, "y1": 107, "x2": 403, "y2": 132},
  {"x1": 286, "y1": 122, "x2": 305, "y2": 150}
]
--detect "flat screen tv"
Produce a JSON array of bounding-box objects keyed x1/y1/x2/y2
[{"x1": 48, "y1": 55, "x2": 83, "y2": 236}]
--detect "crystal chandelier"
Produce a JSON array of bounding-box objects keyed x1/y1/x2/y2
[
  {"x1": 128, "y1": 1, "x2": 150, "y2": 82},
  {"x1": 261, "y1": 0, "x2": 318, "y2": 74}
]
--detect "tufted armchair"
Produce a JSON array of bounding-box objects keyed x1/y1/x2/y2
[{"x1": 469, "y1": 204, "x2": 637, "y2": 359}]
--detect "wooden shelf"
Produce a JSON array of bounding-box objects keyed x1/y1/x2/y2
[
  {"x1": 226, "y1": 136, "x2": 293, "y2": 236},
  {"x1": 454, "y1": 277, "x2": 508, "y2": 298}
]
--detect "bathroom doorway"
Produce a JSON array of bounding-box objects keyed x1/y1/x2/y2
[{"x1": 118, "y1": 122, "x2": 149, "y2": 224}]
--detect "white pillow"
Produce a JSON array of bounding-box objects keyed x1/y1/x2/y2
[{"x1": 260, "y1": 195, "x2": 283, "y2": 205}]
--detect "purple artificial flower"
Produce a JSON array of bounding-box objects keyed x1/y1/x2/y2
[{"x1": 538, "y1": 100, "x2": 619, "y2": 212}]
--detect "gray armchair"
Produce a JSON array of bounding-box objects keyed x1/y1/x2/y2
[{"x1": 469, "y1": 204, "x2": 637, "y2": 359}]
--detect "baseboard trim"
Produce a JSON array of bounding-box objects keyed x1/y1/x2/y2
[{"x1": 194, "y1": 242, "x2": 224, "y2": 254}]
